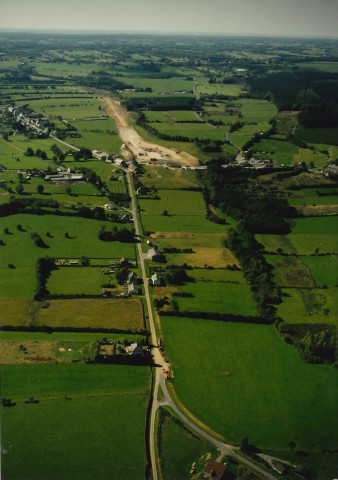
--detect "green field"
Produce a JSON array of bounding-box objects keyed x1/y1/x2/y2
[
  {"x1": 0, "y1": 214, "x2": 135, "y2": 298},
  {"x1": 265, "y1": 254, "x2": 315, "y2": 288},
  {"x1": 175, "y1": 281, "x2": 256, "y2": 316},
  {"x1": 141, "y1": 214, "x2": 228, "y2": 233},
  {"x1": 297, "y1": 62, "x2": 338, "y2": 73},
  {"x1": 67, "y1": 118, "x2": 122, "y2": 153},
  {"x1": 288, "y1": 194, "x2": 338, "y2": 206},
  {"x1": 145, "y1": 110, "x2": 200, "y2": 123},
  {"x1": 47, "y1": 266, "x2": 116, "y2": 295},
  {"x1": 289, "y1": 216, "x2": 338, "y2": 235},
  {"x1": 162, "y1": 317, "x2": 338, "y2": 450},
  {"x1": 1, "y1": 363, "x2": 149, "y2": 480},
  {"x1": 0, "y1": 138, "x2": 56, "y2": 170},
  {"x1": 256, "y1": 232, "x2": 337, "y2": 255},
  {"x1": 188, "y1": 268, "x2": 245, "y2": 283},
  {"x1": 158, "y1": 407, "x2": 217, "y2": 480},
  {"x1": 139, "y1": 166, "x2": 201, "y2": 190},
  {"x1": 278, "y1": 287, "x2": 338, "y2": 324},
  {"x1": 16, "y1": 97, "x2": 103, "y2": 119},
  {"x1": 301, "y1": 255, "x2": 338, "y2": 287},
  {"x1": 196, "y1": 83, "x2": 243, "y2": 97},
  {"x1": 252, "y1": 138, "x2": 299, "y2": 165},
  {"x1": 117, "y1": 76, "x2": 194, "y2": 94},
  {"x1": 154, "y1": 122, "x2": 226, "y2": 141},
  {"x1": 139, "y1": 190, "x2": 206, "y2": 216}
]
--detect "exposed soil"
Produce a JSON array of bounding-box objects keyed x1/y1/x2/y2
[{"x1": 103, "y1": 97, "x2": 200, "y2": 167}]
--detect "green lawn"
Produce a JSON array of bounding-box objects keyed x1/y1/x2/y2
[
  {"x1": 278, "y1": 287, "x2": 338, "y2": 325},
  {"x1": 175, "y1": 281, "x2": 256, "y2": 316},
  {"x1": 301, "y1": 255, "x2": 338, "y2": 287},
  {"x1": 162, "y1": 317, "x2": 338, "y2": 450},
  {"x1": 0, "y1": 214, "x2": 135, "y2": 298}
]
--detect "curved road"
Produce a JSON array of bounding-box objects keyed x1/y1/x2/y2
[{"x1": 125, "y1": 169, "x2": 277, "y2": 480}]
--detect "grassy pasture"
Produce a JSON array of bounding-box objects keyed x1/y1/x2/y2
[
  {"x1": 139, "y1": 166, "x2": 201, "y2": 190},
  {"x1": 145, "y1": 110, "x2": 200, "y2": 123},
  {"x1": 265, "y1": 255, "x2": 315, "y2": 288},
  {"x1": 256, "y1": 232, "x2": 338, "y2": 255},
  {"x1": 139, "y1": 190, "x2": 206, "y2": 216},
  {"x1": 165, "y1": 248, "x2": 237, "y2": 269},
  {"x1": 0, "y1": 139, "x2": 54, "y2": 170},
  {"x1": 188, "y1": 268, "x2": 245, "y2": 283},
  {"x1": 301, "y1": 255, "x2": 338, "y2": 287},
  {"x1": 16, "y1": 97, "x2": 103, "y2": 119},
  {"x1": 295, "y1": 128, "x2": 338, "y2": 146},
  {"x1": 196, "y1": 83, "x2": 243, "y2": 97},
  {"x1": 0, "y1": 331, "x2": 143, "y2": 343},
  {"x1": 175, "y1": 281, "x2": 256, "y2": 316},
  {"x1": 0, "y1": 297, "x2": 144, "y2": 330},
  {"x1": 117, "y1": 76, "x2": 193, "y2": 93},
  {"x1": 1, "y1": 363, "x2": 149, "y2": 399},
  {"x1": 66, "y1": 117, "x2": 122, "y2": 153},
  {"x1": 158, "y1": 408, "x2": 217, "y2": 480},
  {"x1": 289, "y1": 216, "x2": 338, "y2": 235},
  {"x1": 294, "y1": 147, "x2": 331, "y2": 169},
  {"x1": 154, "y1": 122, "x2": 226, "y2": 141},
  {"x1": 161, "y1": 317, "x2": 338, "y2": 450},
  {"x1": 296, "y1": 62, "x2": 338, "y2": 73},
  {"x1": 288, "y1": 194, "x2": 338, "y2": 206},
  {"x1": 278, "y1": 288, "x2": 337, "y2": 325},
  {"x1": 0, "y1": 214, "x2": 135, "y2": 298},
  {"x1": 47, "y1": 267, "x2": 116, "y2": 295},
  {"x1": 252, "y1": 139, "x2": 299, "y2": 165},
  {"x1": 142, "y1": 214, "x2": 228, "y2": 233},
  {"x1": 35, "y1": 298, "x2": 144, "y2": 330},
  {"x1": 2, "y1": 396, "x2": 148, "y2": 480}
]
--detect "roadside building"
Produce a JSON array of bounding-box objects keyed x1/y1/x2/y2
[
  {"x1": 126, "y1": 342, "x2": 143, "y2": 355},
  {"x1": 151, "y1": 273, "x2": 161, "y2": 286},
  {"x1": 128, "y1": 283, "x2": 139, "y2": 295},
  {"x1": 204, "y1": 460, "x2": 227, "y2": 479},
  {"x1": 127, "y1": 272, "x2": 138, "y2": 285},
  {"x1": 148, "y1": 247, "x2": 161, "y2": 261}
]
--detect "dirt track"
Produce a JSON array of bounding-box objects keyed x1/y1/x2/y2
[{"x1": 104, "y1": 97, "x2": 199, "y2": 166}]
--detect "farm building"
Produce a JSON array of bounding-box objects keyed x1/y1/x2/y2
[
  {"x1": 137, "y1": 187, "x2": 147, "y2": 195},
  {"x1": 92, "y1": 149, "x2": 109, "y2": 160},
  {"x1": 127, "y1": 272, "x2": 138, "y2": 284},
  {"x1": 151, "y1": 273, "x2": 161, "y2": 286},
  {"x1": 128, "y1": 283, "x2": 139, "y2": 295},
  {"x1": 204, "y1": 460, "x2": 227, "y2": 479},
  {"x1": 128, "y1": 163, "x2": 138, "y2": 173},
  {"x1": 45, "y1": 173, "x2": 84, "y2": 181},
  {"x1": 126, "y1": 342, "x2": 143, "y2": 355},
  {"x1": 148, "y1": 247, "x2": 162, "y2": 261},
  {"x1": 104, "y1": 203, "x2": 116, "y2": 210},
  {"x1": 115, "y1": 158, "x2": 124, "y2": 167},
  {"x1": 120, "y1": 214, "x2": 131, "y2": 223}
]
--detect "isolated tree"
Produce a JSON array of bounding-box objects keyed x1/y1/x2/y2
[
  {"x1": 15, "y1": 183, "x2": 24, "y2": 194},
  {"x1": 24, "y1": 147, "x2": 34, "y2": 157},
  {"x1": 17, "y1": 224, "x2": 23, "y2": 231},
  {"x1": 65, "y1": 187, "x2": 72, "y2": 195},
  {"x1": 240, "y1": 437, "x2": 249, "y2": 452},
  {"x1": 37, "y1": 184, "x2": 44, "y2": 194}
]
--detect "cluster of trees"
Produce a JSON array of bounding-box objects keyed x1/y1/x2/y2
[
  {"x1": 163, "y1": 266, "x2": 190, "y2": 285},
  {"x1": 72, "y1": 147, "x2": 92, "y2": 161},
  {"x1": 34, "y1": 257, "x2": 56, "y2": 300},
  {"x1": 203, "y1": 163, "x2": 295, "y2": 234},
  {"x1": 226, "y1": 228, "x2": 281, "y2": 321},
  {"x1": 299, "y1": 327, "x2": 337, "y2": 365},
  {"x1": 30, "y1": 232, "x2": 48, "y2": 248},
  {"x1": 51, "y1": 143, "x2": 65, "y2": 162},
  {"x1": 24, "y1": 147, "x2": 47, "y2": 159},
  {"x1": 98, "y1": 226, "x2": 134, "y2": 243}
]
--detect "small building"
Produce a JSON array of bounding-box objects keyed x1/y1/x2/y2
[
  {"x1": 148, "y1": 247, "x2": 161, "y2": 261},
  {"x1": 128, "y1": 283, "x2": 139, "y2": 295},
  {"x1": 120, "y1": 214, "x2": 130, "y2": 223},
  {"x1": 104, "y1": 203, "x2": 115, "y2": 210},
  {"x1": 128, "y1": 163, "x2": 137, "y2": 173},
  {"x1": 126, "y1": 342, "x2": 143, "y2": 355},
  {"x1": 120, "y1": 257, "x2": 129, "y2": 266},
  {"x1": 271, "y1": 462, "x2": 287, "y2": 475},
  {"x1": 57, "y1": 166, "x2": 66, "y2": 172},
  {"x1": 204, "y1": 460, "x2": 226, "y2": 479},
  {"x1": 137, "y1": 187, "x2": 147, "y2": 196},
  {"x1": 151, "y1": 273, "x2": 161, "y2": 286},
  {"x1": 127, "y1": 272, "x2": 138, "y2": 285},
  {"x1": 147, "y1": 239, "x2": 153, "y2": 246},
  {"x1": 115, "y1": 158, "x2": 124, "y2": 167}
]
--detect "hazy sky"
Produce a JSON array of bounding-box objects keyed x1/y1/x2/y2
[{"x1": 0, "y1": 0, "x2": 337, "y2": 38}]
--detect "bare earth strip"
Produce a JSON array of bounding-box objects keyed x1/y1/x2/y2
[{"x1": 103, "y1": 97, "x2": 200, "y2": 167}]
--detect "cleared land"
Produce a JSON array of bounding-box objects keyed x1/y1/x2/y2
[
  {"x1": 301, "y1": 255, "x2": 338, "y2": 287},
  {"x1": 162, "y1": 317, "x2": 338, "y2": 450}
]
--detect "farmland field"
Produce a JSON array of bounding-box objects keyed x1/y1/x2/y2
[
  {"x1": 278, "y1": 287, "x2": 338, "y2": 325},
  {"x1": 141, "y1": 214, "x2": 228, "y2": 233},
  {"x1": 47, "y1": 267, "x2": 116, "y2": 295},
  {"x1": 0, "y1": 214, "x2": 135, "y2": 298},
  {"x1": 196, "y1": 83, "x2": 243, "y2": 97},
  {"x1": 265, "y1": 255, "x2": 315, "y2": 288},
  {"x1": 139, "y1": 166, "x2": 201, "y2": 190},
  {"x1": 1, "y1": 363, "x2": 150, "y2": 480},
  {"x1": 158, "y1": 407, "x2": 217, "y2": 480},
  {"x1": 139, "y1": 190, "x2": 206, "y2": 216},
  {"x1": 145, "y1": 110, "x2": 200, "y2": 123},
  {"x1": 162, "y1": 317, "x2": 338, "y2": 450},
  {"x1": 301, "y1": 255, "x2": 338, "y2": 287},
  {"x1": 175, "y1": 281, "x2": 257, "y2": 316},
  {"x1": 252, "y1": 138, "x2": 299, "y2": 165},
  {"x1": 0, "y1": 297, "x2": 144, "y2": 330},
  {"x1": 16, "y1": 97, "x2": 104, "y2": 119}
]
